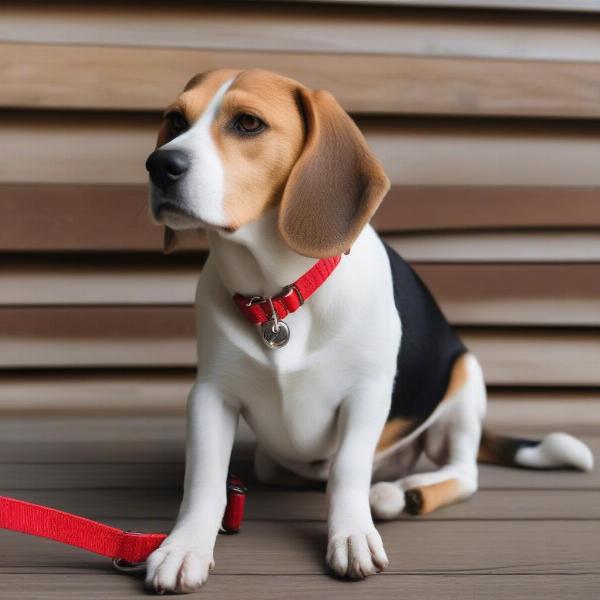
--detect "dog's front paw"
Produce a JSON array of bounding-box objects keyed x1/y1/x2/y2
[
  {"x1": 145, "y1": 544, "x2": 214, "y2": 594},
  {"x1": 326, "y1": 527, "x2": 389, "y2": 579}
]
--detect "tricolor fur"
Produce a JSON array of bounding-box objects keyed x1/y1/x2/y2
[{"x1": 144, "y1": 68, "x2": 593, "y2": 594}]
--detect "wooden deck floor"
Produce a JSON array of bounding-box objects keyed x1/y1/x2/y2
[{"x1": 0, "y1": 399, "x2": 598, "y2": 599}]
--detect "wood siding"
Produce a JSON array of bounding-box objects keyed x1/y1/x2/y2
[{"x1": 0, "y1": 1, "x2": 599, "y2": 411}]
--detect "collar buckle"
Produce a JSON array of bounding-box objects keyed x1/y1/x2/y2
[
  {"x1": 283, "y1": 283, "x2": 304, "y2": 306},
  {"x1": 244, "y1": 295, "x2": 265, "y2": 307}
]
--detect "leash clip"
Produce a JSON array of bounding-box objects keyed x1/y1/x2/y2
[
  {"x1": 112, "y1": 557, "x2": 146, "y2": 575},
  {"x1": 244, "y1": 295, "x2": 265, "y2": 307}
]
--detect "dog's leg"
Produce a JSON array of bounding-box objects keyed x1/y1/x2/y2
[
  {"x1": 145, "y1": 381, "x2": 239, "y2": 594},
  {"x1": 370, "y1": 353, "x2": 485, "y2": 519},
  {"x1": 326, "y1": 379, "x2": 392, "y2": 579}
]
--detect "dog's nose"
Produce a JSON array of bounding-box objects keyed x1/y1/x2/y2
[{"x1": 145, "y1": 149, "x2": 190, "y2": 191}]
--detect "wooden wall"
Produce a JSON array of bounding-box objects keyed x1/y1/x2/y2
[{"x1": 1, "y1": 1, "x2": 599, "y2": 414}]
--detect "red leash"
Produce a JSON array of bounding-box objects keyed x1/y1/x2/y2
[{"x1": 0, "y1": 474, "x2": 246, "y2": 571}]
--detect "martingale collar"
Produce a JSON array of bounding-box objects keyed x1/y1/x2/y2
[{"x1": 233, "y1": 255, "x2": 342, "y2": 349}]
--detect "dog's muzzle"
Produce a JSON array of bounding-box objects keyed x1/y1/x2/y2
[{"x1": 145, "y1": 149, "x2": 190, "y2": 192}]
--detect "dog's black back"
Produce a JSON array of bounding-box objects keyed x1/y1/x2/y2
[{"x1": 383, "y1": 242, "x2": 467, "y2": 424}]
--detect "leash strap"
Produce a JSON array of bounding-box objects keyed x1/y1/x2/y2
[
  {"x1": 233, "y1": 255, "x2": 342, "y2": 325},
  {"x1": 0, "y1": 475, "x2": 246, "y2": 565}
]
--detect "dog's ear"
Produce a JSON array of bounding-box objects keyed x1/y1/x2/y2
[
  {"x1": 163, "y1": 226, "x2": 177, "y2": 254},
  {"x1": 278, "y1": 88, "x2": 390, "y2": 258},
  {"x1": 162, "y1": 226, "x2": 206, "y2": 254}
]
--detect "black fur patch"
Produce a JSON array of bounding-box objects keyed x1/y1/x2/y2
[
  {"x1": 404, "y1": 489, "x2": 424, "y2": 516},
  {"x1": 383, "y1": 242, "x2": 467, "y2": 424}
]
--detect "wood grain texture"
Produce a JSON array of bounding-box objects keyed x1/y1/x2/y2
[
  {"x1": 2, "y1": 258, "x2": 600, "y2": 326},
  {"x1": 0, "y1": 518, "x2": 598, "y2": 575},
  {"x1": 1, "y1": 452, "x2": 598, "y2": 490},
  {"x1": 0, "y1": 573, "x2": 598, "y2": 600},
  {"x1": 5, "y1": 113, "x2": 600, "y2": 186},
  {"x1": 2, "y1": 184, "x2": 599, "y2": 251},
  {"x1": 1, "y1": 372, "x2": 598, "y2": 422},
  {"x1": 4, "y1": 42, "x2": 600, "y2": 117},
  {"x1": 4, "y1": 2, "x2": 600, "y2": 62},
  {"x1": 386, "y1": 231, "x2": 600, "y2": 262},
  {"x1": 0, "y1": 371, "x2": 194, "y2": 415},
  {"x1": 282, "y1": 0, "x2": 600, "y2": 11},
  {"x1": 1, "y1": 397, "x2": 597, "y2": 460},
  {"x1": 1, "y1": 306, "x2": 599, "y2": 384}
]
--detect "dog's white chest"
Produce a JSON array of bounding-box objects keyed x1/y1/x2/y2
[{"x1": 239, "y1": 357, "x2": 346, "y2": 462}]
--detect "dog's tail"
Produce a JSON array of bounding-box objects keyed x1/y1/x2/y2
[{"x1": 478, "y1": 429, "x2": 593, "y2": 472}]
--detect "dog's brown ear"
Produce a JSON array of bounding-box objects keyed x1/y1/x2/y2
[
  {"x1": 162, "y1": 226, "x2": 207, "y2": 254},
  {"x1": 163, "y1": 226, "x2": 177, "y2": 254},
  {"x1": 278, "y1": 88, "x2": 390, "y2": 258}
]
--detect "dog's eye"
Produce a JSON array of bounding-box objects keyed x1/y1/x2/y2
[
  {"x1": 166, "y1": 111, "x2": 189, "y2": 137},
  {"x1": 232, "y1": 113, "x2": 266, "y2": 135}
]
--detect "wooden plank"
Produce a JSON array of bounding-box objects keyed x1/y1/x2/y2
[
  {"x1": 463, "y1": 328, "x2": 600, "y2": 386},
  {"x1": 1, "y1": 397, "x2": 597, "y2": 461},
  {"x1": 4, "y1": 113, "x2": 600, "y2": 187},
  {"x1": 0, "y1": 451, "x2": 597, "y2": 490},
  {"x1": 7, "y1": 487, "x2": 600, "y2": 521},
  {"x1": 1, "y1": 306, "x2": 599, "y2": 384},
  {"x1": 386, "y1": 231, "x2": 600, "y2": 262},
  {"x1": 371, "y1": 0, "x2": 600, "y2": 11},
  {"x1": 283, "y1": 0, "x2": 600, "y2": 12},
  {"x1": 3, "y1": 259, "x2": 600, "y2": 326},
  {"x1": 0, "y1": 185, "x2": 165, "y2": 251},
  {"x1": 0, "y1": 519, "x2": 598, "y2": 575},
  {"x1": 0, "y1": 371, "x2": 194, "y2": 415},
  {"x1": 4, "y1": 2, "x2": 600, "y2": 63},
  {"x1": 486, "y1": 394, "x2": 600, "y2": 437},
  {"x1": 416, "y1": 264, "x2": 600, "y2": 325},
  {"x1": 373, "y1": 186, "x2": 600, "y2": 232},
  {"x1": 0, "y1": 306, "x2": 198, "y2": 369},
  {"x1": 1, "y1": 371, "x2": 598, "y2": 420},
  {"x1": 0, "y1": 396, "x2": 596, "y2": 459},
  {"x1": 4, "y1": 42, "x2": 600, "y2": 117},
  {"x1": 0, "y1": 573, "x2": 598, "y2": 600},
  {"x1": 2, "y1": 184, "x2": 599, "y2": 251},
  {"x1": 0, "y1": 404, "x2": 597, "y2": 488}
]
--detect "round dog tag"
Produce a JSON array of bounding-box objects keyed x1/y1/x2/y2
[{"x1": 261, "y1": 320, "x2": 290, "y2": 349}]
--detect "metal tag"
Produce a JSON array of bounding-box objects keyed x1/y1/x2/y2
[{"x1": 260, "y1": 319, "x2": 290, "y2": 349}]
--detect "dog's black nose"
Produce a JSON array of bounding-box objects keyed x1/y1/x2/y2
[{"x1": 145, "y1": 149, "x2": 190, "y2": 191}]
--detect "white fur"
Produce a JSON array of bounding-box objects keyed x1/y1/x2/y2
[
  {"x1": 152, "y1": 78, "x2": 234, "y2": 230},
  {"x1": 515, "y1": 432, "x2": 594, "y2": 472}
]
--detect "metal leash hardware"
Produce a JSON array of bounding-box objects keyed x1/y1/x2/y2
[
  {"x1": 113, "y1": 474, "x2": 247, "y2": 575},
  {"x1": 260, "y1": 296, "x2": 290, "y2": 349}
]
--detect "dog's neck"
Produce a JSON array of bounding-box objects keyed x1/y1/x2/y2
[{"x1": 207, "y1": 209, "x2": 317, "y2": 298}]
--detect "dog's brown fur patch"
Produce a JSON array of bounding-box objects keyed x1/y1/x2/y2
[
  {"x1": 405, "y1": 478, "x2": 461, "y2": 515},
  {"x1": 443, "y1": 352, "x2": 470, "y2": 401},
  {"x1": 375, "y1": 353, "x2": 471, "y2": 453},
  {"x1": 212, "y1": 70, "x2": 307, "y2": 231},
  {"x1": 376, "y1": 418, "x2": 414, "y2": 452}
]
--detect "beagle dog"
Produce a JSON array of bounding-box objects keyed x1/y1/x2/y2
[{"x1": 144, "y1": 68, "x2": 593, "y2": 594}]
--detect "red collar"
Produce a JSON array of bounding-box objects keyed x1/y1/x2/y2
[{"x1": 233, "y1": 256, "x2": 342, "y2": 325}]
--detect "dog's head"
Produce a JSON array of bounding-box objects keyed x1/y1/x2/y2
[{"x1": 147, "y1": 68, "x2": 390, "y2": 258}]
